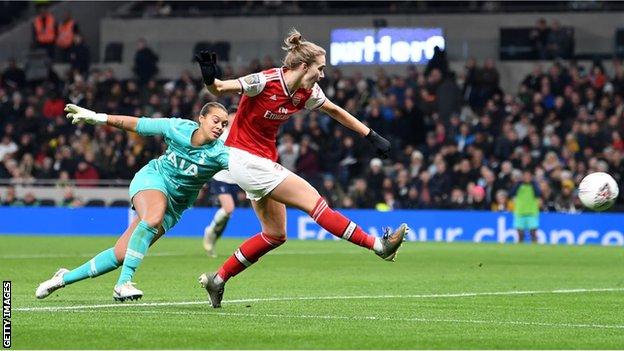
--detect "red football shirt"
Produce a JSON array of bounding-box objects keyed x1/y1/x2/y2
[{"x1": 225, "y1": 67, "x2": 326, "y2": 161}]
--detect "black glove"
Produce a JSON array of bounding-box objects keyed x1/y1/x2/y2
[
  {"x1": 194, "y1": 51, "x2": 220, "y2": 86},
  {"x1": 365, "y1": 129, "x2": 391, "y2": 159}
]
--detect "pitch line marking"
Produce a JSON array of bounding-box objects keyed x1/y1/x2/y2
[
  {"x1": 0, "y1": 252, "x2": 183, "y2": 259},
  {"x1": 15, "y1": 287, "x2": 624, "y2": 312},
  {"x1": 43, "y1": 309, "x2": 624, "y2": 330},
  {"x1": 0, "y1": 250, "x2": 356, "y2": 259}
]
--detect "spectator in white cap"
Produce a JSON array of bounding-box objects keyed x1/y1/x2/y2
[{"x1": 367, "y1": 157, "x2": 384, "y2": 202}]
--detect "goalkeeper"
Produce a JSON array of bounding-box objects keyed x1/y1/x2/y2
[{"x1": 35, "y1": 102, "x2": 229, "y2": 301}]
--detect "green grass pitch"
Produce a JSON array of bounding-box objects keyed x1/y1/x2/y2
[{"x1": 2, "y1": 235, "x2": 624, "y2": 349}]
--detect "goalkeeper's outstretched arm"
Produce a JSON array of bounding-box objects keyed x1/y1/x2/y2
[
  {"x1": 105, "y1": 115, "x2": 139, "y2": 132},
  {"x1": 64, "y1": 103, "x2": 139, "y2": 132}
]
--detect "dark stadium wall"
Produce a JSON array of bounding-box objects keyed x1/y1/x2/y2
[{"x1": 100, "y1": 12, "x2": 621, "y2": 64}]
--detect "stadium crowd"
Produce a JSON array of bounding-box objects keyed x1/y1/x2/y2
[{"x1": 1, "y1": 39, "x2": 623, "y2": 211}]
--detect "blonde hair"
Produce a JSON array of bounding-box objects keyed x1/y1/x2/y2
[{"x1": 282, "y1": 29, "x2": 326, "y2": 69}]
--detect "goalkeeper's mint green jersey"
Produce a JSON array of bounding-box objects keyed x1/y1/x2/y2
[{"x1": 135, "y1": 117, "x2": 229, "y2": 206}]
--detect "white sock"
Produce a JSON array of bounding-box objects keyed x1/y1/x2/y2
[
  {"x1": 206, "y1": 209, "x2": 227, "y2": 233},
  {"x1": 214, "y1": 208, "x2": 229, "y2": 223},
  {"x1": 213, "y1": 208, "x2": 231, "y2": 235},
  {"x1": 373, "y1": 237, "x2": 383, "y2": 253}
]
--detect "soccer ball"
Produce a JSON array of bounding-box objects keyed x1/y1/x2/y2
[{"x1": 578, "y1": 172, "x2": 619, "y2": 211}]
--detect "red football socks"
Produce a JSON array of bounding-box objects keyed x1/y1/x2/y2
[
  {"x1": 310, "y1": 198, "x2": 375, "y2": 249},
  {"x1": 217, "y1": 232, "x2": 285, "y2": 282}
]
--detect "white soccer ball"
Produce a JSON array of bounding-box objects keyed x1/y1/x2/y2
[{"x1": 578, "y1": 172, "x2": 619, "y2": 211}]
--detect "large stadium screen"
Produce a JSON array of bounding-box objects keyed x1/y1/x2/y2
[{"x1": 330, "y1": 27, "x2": 445, "y2": 66}]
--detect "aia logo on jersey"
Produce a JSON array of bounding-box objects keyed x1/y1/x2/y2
[
  {"x1": 165, "y1": 152, "x2": 198, "y2": 176},
  {"x1": 292, "y1": 93, "x2": 304, "y2": 106}
]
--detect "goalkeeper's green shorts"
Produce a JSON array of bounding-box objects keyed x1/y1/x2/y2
[{"x1": 128, "y1": 163, "x2": 184, "y2": 232}]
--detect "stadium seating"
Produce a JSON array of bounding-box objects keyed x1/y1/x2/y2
[
  {"x1": 109, "y1": 199, "x2": 130, "y2": 208},
  {"x1": 85, "y1": 199, "x2": 107, "y2": 207}
]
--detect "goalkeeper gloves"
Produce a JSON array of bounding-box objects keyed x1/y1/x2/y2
[
  {"x1": 64, "y1": 104, "x2": 108, "y2": 125},
  {"x1": 195, "y1": 51, "x2": 222, "y2": 86},
  {"x1": 365, "y1": 129, "x2": 391, "y2": 159}
]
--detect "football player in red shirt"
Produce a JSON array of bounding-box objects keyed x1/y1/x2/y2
[{"x1": 196, "y1": 29, "x2": 407, "y2": 308}]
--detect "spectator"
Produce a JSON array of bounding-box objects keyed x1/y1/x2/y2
[
  {"x1": 133, "y1": 38, "x2": 159, "y2": 86},
  {"x1": 22, "y1": 192, "x2": 40, "y2": 207},
  {"x1": 455, "y1": 123, "x2": 475, "y2": 152},
  {"x1": 475, "y1": 58, "x2": 500, "y2": 107},
  {"x1": 529, "y1": 18, "x2": 550, "y2": 59},
  {"x1": 18, "y1": 153, "x2": 35, "y2": 182},
  {"x1": 55, "y1": 11, "x2": 79, "y2": 62},
  {"x1": 554, "y1": 179, "x2": 578, "y2": 213},
  {"x1": 60, "y1": 186, "x2": 83, "y2": 208},
  {"x1": 74, "y1": 160, "x2": 100, "y2": 187},
  {"x1": 402, "y1": 186, "x2": 422, "y2": 209},
  {"x1": 448, "y1": 188, "x2": 467, "y2": 209},
  {"x1": 454, "y1": 158, "x2": 477, "y2": 190},
  {"x1": 491, "y1": 189, "x2": 512, "y2": 212},
  {"x1": 68, "y1": 33, "x2": 90, "y2": 75},
  {"x1": 296, "y1": 135, "x2": 321, "y2": 183},
  {"x1": 462, "y1": 57, "x2": 478, "y2": 106},
  {"x1": 539, "y1": 180, "x2": 557, "y2": 212},
  {"x1": 366, "y1": 158, "x2": 385, "y2": 202},
  {"x1": 469, "y1": 185, "x2": 488, "y2": 210},
  {"x1": 318, "y1": 175, "x2": 346, "y2": 208},
  {"x1": 546, "y1": 19, "x2": 572, "y2": 59},
  {"x1": 1, "y1": 186, "x2": 22, "y2": 206},
  {"x1": 522, "y1": 64, "x2": 544, "y2": 92},
  {"x1": 32, "y1": 5, "x2": 56, "y2": 59},
  {"x1": 1, "y1": 58, "x2": 26, "y2": 90},
  {"x1": 378, "y1": 191, "x2": 398, "y2": 211},
  {"x1": 55, "y1": 171, "x2": 72, "y2": 188},
  {"x1": 34, "y1": 156, "x2": 56, "y2": 179},
  {"x1": 42, "y1": 90, "x2": 65, "y2": 119},
  {"x1": 510, "y1": 170, "x2": 541, "y2": 243},
  {"x1": 0, "y1": 136, "x2": 18, "y2": 162},
  {"x1": 425, "y1": 46, "x2": 448, "y2": 77},
  {"x1": 349, "y1": 178, "x2": 376, "y2": 209},
  {"x1": 589, "y1": 64, "x2": 607, "y2": 91},
  {"x1": 277, "y1": 134, "x2": 299, "y2": 171},
  {"x1": 429, "y1": 158, "x2": 452, "y2": 206}
]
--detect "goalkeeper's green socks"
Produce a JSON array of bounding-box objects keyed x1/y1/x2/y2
[
  {"x1": 116, "y1": 220, "x2": 158, "y2": 286},
  {"x1": 62, "y1": 248, "x2": 120, "y2": 285}
]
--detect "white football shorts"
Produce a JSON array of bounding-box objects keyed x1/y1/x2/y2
[
  {"x1": 212, "y1": 169, "x2": 237, "y2": 184},
  {"x1": 228, "y1": 147, "x2": 292, "y2": 201}
]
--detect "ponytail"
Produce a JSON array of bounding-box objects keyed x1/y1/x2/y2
[{"x1": 282, "y1": 28, "x2": 326, "y2": 69}]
